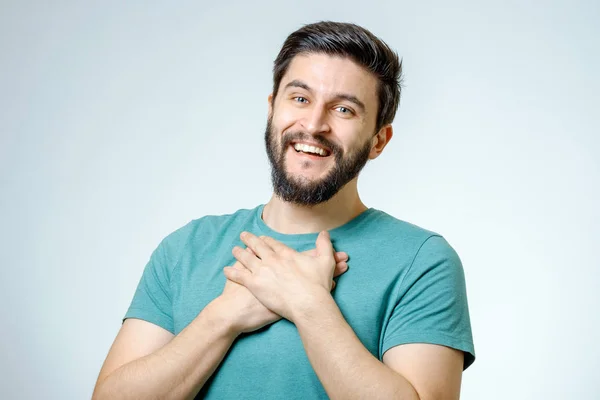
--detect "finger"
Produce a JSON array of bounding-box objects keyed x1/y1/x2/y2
[
  {"x1": 232, "y1": 246, "x2": 256, "y2": 266},
  {"x1": 316, "y1": 231, "x2": 334, "y2": 259},
  {"x1": 334, "y1": 251, "x2": 348, "y2": 263},
  {"x1": 260, "y1": 235, "x2": 295, "y2": 258},
  {"x1": 304, "y1": 249, "x2": 346, "y2": 261},
  {"x1": 246, "y1": 246, "x2": 260, "y2": 259},
  {"x1": 331, "y1": 280, "x2": 336, "y2": 291},
  {"x1": 230, "y1": 249, "x2": 255, "y2": 272},
  {"x1": 333, "y1": 262, "x2": 348, "y2": 278},
  {"x1": 223, "y1": 265, "x2": 251, "y2": 286},
  {"x1": 232, "y1": 245, "x2": 260, "y2": 272},
  {"x1": 232, "y1": 260, "x2": 247, "y2": 271},
  {"x1": 240, "y1": 231, "x2": 273, "y2": 259}
]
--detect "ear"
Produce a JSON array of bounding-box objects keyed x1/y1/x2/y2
[
  {"x1": 369, "y1": 125, "x2": 393, "y2": 160},
  {"x1": 268, "y1": 93, "x2": 274, "y2": 117}
]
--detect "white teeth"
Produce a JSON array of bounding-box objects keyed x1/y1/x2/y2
[{"x1": 293, "y1": 143, "x2": 327, "y2": 156}]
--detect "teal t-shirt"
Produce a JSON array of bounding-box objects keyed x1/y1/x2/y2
[{"x1": 124, "y1": 204, "x2": 475, "y2": 398}]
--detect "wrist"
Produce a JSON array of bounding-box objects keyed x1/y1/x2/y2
[
  {"x1": 200, "y1": 296, "x2": 242, "y2": 339},
  {"x1": 289, "y1": 286, "x2": 332, "y2": 324}
]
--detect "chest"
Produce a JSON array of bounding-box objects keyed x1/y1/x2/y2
[{"x1": 170, "y1": 246, "x2": 403, "y2": 359}]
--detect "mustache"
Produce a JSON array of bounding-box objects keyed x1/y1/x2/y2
[{"x1": 281, "y1": 131, "x2": 341, "y2": 154}]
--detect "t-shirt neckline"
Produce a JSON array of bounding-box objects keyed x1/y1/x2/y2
[{"x1": 252, "y1": 203, "x2": 376, "y2": 243}]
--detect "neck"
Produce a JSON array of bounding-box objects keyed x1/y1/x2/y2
[{"x1": 262, "y1": 180, "x2": 368, "y2": 234}]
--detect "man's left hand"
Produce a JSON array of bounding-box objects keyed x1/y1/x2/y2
[{"x1": 224, "y1": 230, "x2": 338, "y2": 322}]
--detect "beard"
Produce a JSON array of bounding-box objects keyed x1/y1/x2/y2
[{"x1": 264, "y1": 116, "x2": 372, "y2": 207}]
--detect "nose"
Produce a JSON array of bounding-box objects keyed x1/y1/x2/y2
[{"x1": 299, "y1": 105, "x2": 331, "y2": 135}]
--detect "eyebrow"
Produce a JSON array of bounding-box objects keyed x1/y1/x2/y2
[{"x1": 283, "y1": 79, "x2": 366, "y2": 113}]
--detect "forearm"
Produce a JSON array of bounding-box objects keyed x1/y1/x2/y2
[
  {"x1": 93, "y1": 299, "x2": 236, "y2": 400},
  {"x1": 293, "y1": 289, "x2": 420, "y2": 400}
]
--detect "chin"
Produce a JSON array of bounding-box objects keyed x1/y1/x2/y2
[
  {"x1": 286, "y1": 170, "x2": 326, "y2": 184},
  {"x1": 285, "y1": 163, "x2": 332, "y2": 179}
]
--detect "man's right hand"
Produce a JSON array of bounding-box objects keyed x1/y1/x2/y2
[{"x1": 215, "y1": 247, "x2": 349, "y2": 335}]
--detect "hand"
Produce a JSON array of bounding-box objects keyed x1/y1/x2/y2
[
  {"x1": 225, "y1": 231, "x2": 339, "y2": 322},
  {"x1": 218, "y1": 245, "x2": 349, "y2": 335}
]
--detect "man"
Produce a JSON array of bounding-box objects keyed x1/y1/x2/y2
[{"x1": 93, "y1": 21, "x2": 475, "y2": 399}]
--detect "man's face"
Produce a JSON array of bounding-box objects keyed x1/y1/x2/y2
[{"x1": 265, "y1": 53, "x2": 380, "y2": 206}]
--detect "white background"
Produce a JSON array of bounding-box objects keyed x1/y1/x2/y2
[{"x1": 1, "y1": 1, "x2": 598, "y2": 399}]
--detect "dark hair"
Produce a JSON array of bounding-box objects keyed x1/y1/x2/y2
[{"x1": 272, "y1": 21, "x2": 403, "y2": 132}]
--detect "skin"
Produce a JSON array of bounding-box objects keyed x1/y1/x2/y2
[
  {"x1": 224, "y1": 53, "x2": 465, "y2": 399},
  {"x1": 92, "y1": 52, "x2": 464, "y2": 400},
  {"x1": 92, "y1": 248, "x2": 350, "y2": 400},
  {"x1": 262, "y1": 53, "x2": 393, "y2": 234}
]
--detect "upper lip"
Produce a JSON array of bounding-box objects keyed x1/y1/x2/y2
[{"x1": 290, "y1": 141, "x2": 331, "y2": 153}]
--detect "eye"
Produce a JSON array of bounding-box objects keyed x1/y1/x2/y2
[
  {"x1": 293, "y1": 96, "x2": 309, "y2": 104},
  {"x1": 335, "y1": 106, "x2": 354, "y2": 115}
]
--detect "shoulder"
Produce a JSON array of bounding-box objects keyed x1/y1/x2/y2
[
  {"x1": 363, "y1": 209, "x2": 463, "y2": 276},
  {"x1": 366, "y1": 209, "x2": 450, "y2": 249},
  {"x1": 157, "y1": 205, "x2": 259, "y2": 257}
]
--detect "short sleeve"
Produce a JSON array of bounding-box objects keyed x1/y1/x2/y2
[
  {"x1": 123, "y1": 224, "x2": 192, "y2": 334},
  {"x1": 381, "y1": 235, "x2": 476, "y2": 370}
]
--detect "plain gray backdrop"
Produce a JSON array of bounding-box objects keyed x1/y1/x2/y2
[{"x1": 1, "y1": 1, "x2": 599, "y2": 399}]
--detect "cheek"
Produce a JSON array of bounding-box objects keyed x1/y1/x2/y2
[
  {"x1": 272, "y1": 106, "x2": 300, "y2": 132},
  {"x1": 337, "y1": 128, "x2": 365, "y2": 152}
]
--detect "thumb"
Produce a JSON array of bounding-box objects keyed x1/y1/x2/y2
[{"x1": 316, "y1": 230, "x2": 334, "y2": 258}]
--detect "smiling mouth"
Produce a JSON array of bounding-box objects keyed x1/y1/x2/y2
[{"x1": 291, "y1": 142, "x2": 331, "y2": 157}]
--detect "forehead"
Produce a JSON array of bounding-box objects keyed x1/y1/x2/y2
[{"x1": 280, "y1": 53, "x2": 378, "y2": 110}]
